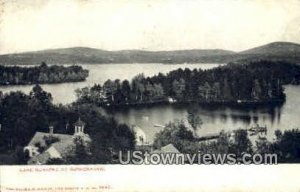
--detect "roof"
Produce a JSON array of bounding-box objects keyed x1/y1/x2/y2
[
  {"x1": 49, "y1": 140, "x2": 74, "y2": 157},
  {"x1": 46, "y1": 146, "x2": 62, "y2": 159},
  {"x1": 152, "y1": 144, "x2": 180, "y2": 154},
  {"x1": 27, "y1": 131, "x2": 76, "y2": 164},
  {"x1": 28, "y1": 132, "x2": 73, "y2": 147},
  {"x1": 28, "y1": 152, "x2": 51, "y2": 165},
  {"x1": 73, "y1": 118, "x2": 85, "y2": 127}
]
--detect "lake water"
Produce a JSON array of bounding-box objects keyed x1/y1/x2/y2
[
  {"x1": 110, "y1": 85, "x2": 300, "y2": 143},
  {"x1": 1, "y1": 63, "x2": 300, "y2": 143},
  {"x1": 0, "y1": 63, "x2": 221, "y2": 104}
]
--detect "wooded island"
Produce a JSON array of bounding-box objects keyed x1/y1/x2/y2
[
  {"x1": 76, "y1": 60, "x2": 300, "y2": 107},
  {"x1": 0, "y1": 62, "x2": 89, "y2": 85}
]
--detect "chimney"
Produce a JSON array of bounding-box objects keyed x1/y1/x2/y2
[{"x1": 49, "y1": 126, "x2": 54, "y2": 135}]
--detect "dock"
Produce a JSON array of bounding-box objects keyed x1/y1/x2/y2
[
  {"x1": 154, "y1": 124, "x2": 166, "y2": 128},
  {"x1": 248, "y1": 124, "x2": 267, "y2": 135}
]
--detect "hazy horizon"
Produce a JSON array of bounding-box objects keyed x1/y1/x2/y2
[
  {"x1": 1, "y1": 0, "x2": 300, "y2": 54},
  {"x1": 1, "y1": 41, "x2": 300, "y2": 56}
]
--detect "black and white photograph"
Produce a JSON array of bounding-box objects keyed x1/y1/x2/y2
[{"x1": 0, "y1": 0, "x2": 300, "y2": 191}]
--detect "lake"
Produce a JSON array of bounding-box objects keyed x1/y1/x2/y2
[
  {"x1": 0, "y1": 63, "x2": 221, "y2": 104},
  {"x1": 110, "y1": 85, "x2": 300, "y2": 143},
  {"x1": 1, "y1": 63, "x2": 299, "y2": 143}
]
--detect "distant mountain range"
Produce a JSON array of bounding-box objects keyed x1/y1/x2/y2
[{"x1": 0, "y1": 42, "x2": 300, "y2": 65}]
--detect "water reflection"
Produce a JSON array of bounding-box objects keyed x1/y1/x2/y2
[
  {"x1": 0, "y1": 63, "x2": 299, "y2": 143},
  {"x1": 0, "y1": 63, "x2": 222, "y2": 104},
  {"x1": 108, "y1": 100, "x2": 286, "y2": 143}
]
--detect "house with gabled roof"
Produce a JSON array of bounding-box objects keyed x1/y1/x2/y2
[
  {"x1": 151, "y1": 143, "x2": 180, "y2": 154},
  {"x1": 24, "y1": 118, "x2": 90, "y2": 165},
  {"x1": 143, "y1": 143, "x2": 183, "y2": 164}
]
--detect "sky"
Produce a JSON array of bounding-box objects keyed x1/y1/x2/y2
[{"x1": 0, "y1": 0, "x2": 300, "y2": 54}]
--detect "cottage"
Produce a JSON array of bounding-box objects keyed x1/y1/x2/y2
[
  {"x1": 144, "y1": 144, "x2": 182, "y2": 164},
  {"x1": 24, "y1": 118, "x2": 90, "y2": 165},
  {"x1": 151, "y1": 143, "x2": 180, "y2": 154}
]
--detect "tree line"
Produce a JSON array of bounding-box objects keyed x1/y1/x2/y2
[
  {"x1": 76, "y1": 60, "x2": 300, "y2": 106},
  {"x1": 153, "y1": 118, "x2": 300, "y2": 163},
  {"x1": 0, "y1": 85, "x2": 135, "y2": 165},
  {"x1": 0, "y1": 62, "x2": 89, "y2": 85}
]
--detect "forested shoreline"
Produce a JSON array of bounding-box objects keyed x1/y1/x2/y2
[
  {"x1": 0, "y1": 78, "x2": 300, "y2": 164},
  {"x1": 0, "y1": 85, "x2": 135, "y2": 164},
  {"x1": 153, "y1": 117, "x2": 300, "y2": 163},
  {"x1": 1, "y1": 60, "x2": 300, "y2": 164},
  {"x1": 76, "y1": 60, "x2": 300, "y2": 107},
  {"x1": 0, "y1": 62, "x2": 89, "y2": 85}
]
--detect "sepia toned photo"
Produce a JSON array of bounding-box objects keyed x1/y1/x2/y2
[{"x1": 1, "y1": 0, "x2": 300, "y2": 191}]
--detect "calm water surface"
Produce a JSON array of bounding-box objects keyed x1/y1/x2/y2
[
  {"x1": 111, "y1": 85, "x2": 300, "y2": 142},
  {"x1": 0, "y1": 63, "x2": 221, "y2": 104},
  {"x1": 1, "y1": 63, "x2": 299, "y2": 143}
]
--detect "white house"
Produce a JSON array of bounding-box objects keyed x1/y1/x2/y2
[
  {"x1": 132, "y1": 125, "x2": 147, "y2": 146},
  {"x1": 24, "y1": 118, "x2": 90, "y2": 165}
]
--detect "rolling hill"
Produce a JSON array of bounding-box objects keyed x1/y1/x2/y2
[
  {"x1": 232, "y1": 42, "x2": 300, "y2": 64},
  {"x1": 0, "y1": 42, "x2": 299, "y2": 65},
  {"x1": 240, "y1": 41, "x2": 300, "y2": 55}
]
